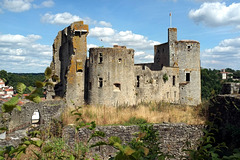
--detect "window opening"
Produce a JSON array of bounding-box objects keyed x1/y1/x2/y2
[
  {"x1": 75, "y1": 30, "x2": 81, "y2": 36},
  {"x1": 99, "y1": 53, "x2": 103, "y2": 64},
  {"x1": 142, "y1": 65, "x2": 145, "y2": 70},
  {"x1": 186, "y1": 73, "x2": 190, "y2": 82},
  {"x1": 174, "y1": 91, "x2": 177, "y2": 98},
  {"x1": 76, "y1": 60, "x2": 83, "y2": 72},
  {"x1": 32, "y1": 110, "x2": 40, "y2": 127},
  {"x1": 173, "y1": 76, "x2": 176, "y2": 86},
  {"x1": 118, "y1": 58, "x2": 122, "y2": 63},
  {"x1": 98, "y1": 77, "x2": 103, "y2": 87},
  {"x1": 89, "y1": 82, "x2": 92, "y2": 90},
  {"x1": 113, "y1": 83, "x2": 121, "y2": 91},
  {"x1": 137, "y1": 76, "x2": 140, "y2": 87}
]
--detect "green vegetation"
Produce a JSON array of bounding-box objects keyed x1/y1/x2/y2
[
  {"x1": 124, "y1": 117, "x2": 148, "y2": 125},
  {"x1": 0, "y1": 70, "x2": 45, "y2": 93},
  {"x1": 201, "y1": 68, "x2": 222, "y2": 100},
  {"x1": 162, "y1": 73, "x2": 168, "y2": 82},
  {"x1": 201, "y1": 68, "x2": 240, "y2": 100}
]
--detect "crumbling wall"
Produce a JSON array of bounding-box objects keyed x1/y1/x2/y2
[
  {"x1": 7, "y1": 100, "x2": 65, "y2": 132},
  {"x1": 221, "y1": 82, "x2": 240, "y2": 94},
  {"x1": 88, "y1": 46, "x2": 135, "y2": 106},
  {"x1": 48, "y1": 21, "x2": 89, "y2": 107},
  {"x1": 176, "y1": 41, "x2": 201, "y2": 106},
  {"x1": 134, "y1": 65, "x2": 179, "y2": 104},
  {"x1": 63, "y1": 123, "x2": 204, "y2": 159}
]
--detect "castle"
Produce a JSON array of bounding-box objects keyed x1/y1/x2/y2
[{"x1": 47, "y1": 21, "x2": 201, "y2": 106}]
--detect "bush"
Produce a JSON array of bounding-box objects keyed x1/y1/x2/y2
[{"x1": 125, "y1": 117, "x2": 147, "y2": 125}]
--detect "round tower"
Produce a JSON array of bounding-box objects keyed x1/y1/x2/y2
[{"x1": 88, "y1": 45, "x2": 135, "y2": 106}]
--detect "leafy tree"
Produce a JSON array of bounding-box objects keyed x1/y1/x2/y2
[{"x1": 201, "y1": 68, "x2": 222, "y2": 100}]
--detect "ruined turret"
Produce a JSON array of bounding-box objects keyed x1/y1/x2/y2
[{"x1": 47, "y1": 21, "x2": 89, "y2": 106}]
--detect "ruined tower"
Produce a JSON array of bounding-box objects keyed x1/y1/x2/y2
[
  {"x1": 154, "y1": 28, "x2": 201, "y2": 105},
  {"x1": 48, "y1": 21, "x2": 89, "y2": 106},
  {"x1": 87, "y1": 45, "x2": 136, "y2": 106}
]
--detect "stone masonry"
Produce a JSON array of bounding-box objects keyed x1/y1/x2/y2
[
  {"x1": 63, "y1": 123, "x2": 204, "y2": 159},
  {"x1": 48, "y1": 21, "x2": 201, "y2": 106}
]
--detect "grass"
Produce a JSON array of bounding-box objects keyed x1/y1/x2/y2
[{"x1": 62, "y1": 101, "x2": 207, "y2": 126}]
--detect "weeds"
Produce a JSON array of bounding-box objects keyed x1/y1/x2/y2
[{"x1": 62, "y1": 102, "x2": 206, "y2": 126}]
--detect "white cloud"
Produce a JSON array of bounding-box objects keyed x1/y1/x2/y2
[
  {"x1": 87, "y1": 44, "x2": 99, "y2": 51},
  {"x1": 89, "y1": 27, "x2": 160, "y2": 51},
  {"x1": 89, "y1": 27, "x2": 115, "y2": 37},
  {"x1": 2, "y1": 0, "x2": 33, "y2": 12},
  {"x1": 33, "y1": 0, "x2": 54, "y2": 8},
  {"x1": 99, "y1": 21, "x2": 112, "y2": 27},
  {"x1": 135, "y1": 51, "x2": 145, "y2": 56},
  {"x1": 41, "y1": 12, "x2": 112, "y2": 27},
  {"x1": 0, "y1": 33, "x2": 51, "y2": 73},
  {"x1": 189, "y1": 2, "x2": 240, "y2": 28},
  {"x1": 201, "y1": 37, "x2": 240, "y2": 69},
  {"x1": 1, "y1": 0, "x2": 54, "y2": 12}
]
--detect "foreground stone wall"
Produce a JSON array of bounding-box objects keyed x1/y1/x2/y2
[
  {"x1": 8, "y1": 100, "x2": 65, "y2": 132},
  {"x1": 63, "y1": 123, "x2": 204, "y2": 159}
]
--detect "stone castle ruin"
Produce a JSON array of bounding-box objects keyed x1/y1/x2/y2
[{"x1": 47, "y1": 21, "x2": 201, "y2": 106}]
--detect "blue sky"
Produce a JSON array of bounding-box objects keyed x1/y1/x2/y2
[{"x1": 0, "y1": 0, "x2": 240, "y2": 73}]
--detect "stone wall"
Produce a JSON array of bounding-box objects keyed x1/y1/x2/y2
[
  {"x1": 88, "y1": 46, "x2": 135, "y2": 106},
  {"x1": 221, "y1": 82, "x2": 240, "y2": 94},
  {"x1": 63, "y1": 123, "x2": 204, "y2": 159},
  {"x1": 48, "y1": 21, "x2": 89, "y2": 107},
  {"x1": 8, "y1": 100, "x2": 65, "y2": 132},
  {"x1": 135, "y1": 65, "x2": 179, "y2": 104}
]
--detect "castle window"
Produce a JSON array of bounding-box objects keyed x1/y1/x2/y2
[
  {"x1": 118, "y1": 58, "x2": 122, "y2": 63},
  {"x1": 74, "y1": 30, "x2": 81, "y2": 36},
  {"x1": 137, "y1": 76, "x2": 140, "y2": 87},
  {"x1": 173, "y1": 75, "x2": 176, "y2": 86},
  {"x1": 98, "y1": 77, "x2": 103, "y2": 88},
  {"x1": 187, "y1": 45, "x2": 192, "y2": 51},
  {"x1": 32, "y1": 110, "x2": 40, "y2": 127},
  {"x1": 76, "y1": 60, "x2": 83, "y2": 72},
  {"x1": 186, "y1": 73, "x2": 190, "y2": 82},
  {"x1": 142, "y1": 65, "x2": 145, "y2": 70},
  {"x1": 89, "y1": 82, "x2": 92, "y2": 90},
  {"x1": 174, "y1": 91, "x2": 177, "y2": 98},
  {"x1": 113, "y1": 83, "x2": 121, "y2": 91},
  {"x1": 99, "y1": 53, "x2": 103, "y2": 64}
]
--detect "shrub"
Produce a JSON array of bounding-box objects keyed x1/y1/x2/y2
[{"x1": 125, "y1": 117, "x2": 147, "y2": 125}]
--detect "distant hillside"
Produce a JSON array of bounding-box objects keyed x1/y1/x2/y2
[{"x1": 0, "y1": 70, "x2": 44, "y2": 92}]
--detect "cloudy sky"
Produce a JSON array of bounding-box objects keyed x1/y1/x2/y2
[{"x1": 0, "y1": 0, "x2": 239, "y2": 73}]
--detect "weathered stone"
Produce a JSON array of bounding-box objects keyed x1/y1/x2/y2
[
  {"x1": 47, "y1": 22, "x2": 201, "y2": 107},
  {"x1": 62, "y1": 123, "x2": 204, "y2": 159}
]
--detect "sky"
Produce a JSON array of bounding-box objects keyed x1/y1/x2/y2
[{"x1": 0, "y1": 0, "x2": 240, "y2": 73}]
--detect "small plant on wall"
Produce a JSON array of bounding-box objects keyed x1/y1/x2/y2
[{"x1": 163, "y1": 73, "x2": 168, "y2": 83}]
